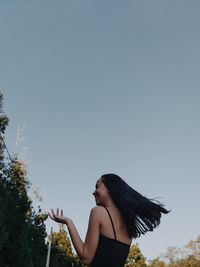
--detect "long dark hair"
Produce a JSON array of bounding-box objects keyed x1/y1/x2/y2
[{"x1": 101, "y1": 173, "x2": 170, "y2": 239}]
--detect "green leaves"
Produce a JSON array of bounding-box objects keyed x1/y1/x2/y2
[
  {"x1": 0, "y1": 92, "x2": 82, "y2": 267},
  {"x1": 125, "y1": 243, "x2": 147, "y2": 267},
  {"x1": 0, "y1": 93, "x2": 47, "y2": 267},
  {"x1": 49, "y1": 225, "x2": 85, "y2": 267}
]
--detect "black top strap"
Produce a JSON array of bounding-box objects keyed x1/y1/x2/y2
[{"x1": 104, "y1": 207, "x2": 117, "y2": 240}]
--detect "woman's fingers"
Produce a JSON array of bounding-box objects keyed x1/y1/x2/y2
[
  {"x1": 49, "y1": 208, "x2": 64, "y2": 221},
  {"x1": 51, "y1": 208, "x2": 56, "y2": 216},
  {"x1": 50, "y1": 209, "x2": 57, "y2": 219}
]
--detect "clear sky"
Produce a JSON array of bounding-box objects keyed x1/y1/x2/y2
[{"x1": 1, "y1": 0, "x2": 200, "y2": 262}]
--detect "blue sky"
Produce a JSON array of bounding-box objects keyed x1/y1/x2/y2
[{"x1": 1, "y1": 0, "x2": 200, "y2": 261}]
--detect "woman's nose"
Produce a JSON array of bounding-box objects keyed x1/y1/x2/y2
[{"x1": 93, "y1": 191, "x2": 96, "y2": 196}]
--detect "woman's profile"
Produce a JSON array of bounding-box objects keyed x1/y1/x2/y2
[{"x1": 49, "y1": 173, "x2": 169, "y2": 267}]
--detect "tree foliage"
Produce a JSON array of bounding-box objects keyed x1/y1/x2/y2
[
  {"x1": 0, "y1": 92, "x2": 47, "y2": 267},
  {"x1": 147, "y1": 236, "x2": 200, "y2": 267},
  {"x1": 0, "y1": 92, "x2": 85, "y2": 267},
  {"x1": 148, "y1": 258, "x2": 166, "y2": 267},
  {"x1": 125, "y1": 243, "x2": 147, "y2": 267},
  {"x1": 49, "y1": 224, "x2": 84, "y2": 267}
]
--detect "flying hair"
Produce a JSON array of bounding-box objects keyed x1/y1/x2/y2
[{"x1": 101, "y1": 173, "x2": 170, "y2": 239}]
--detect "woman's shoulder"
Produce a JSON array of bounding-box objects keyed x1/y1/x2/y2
[{"x1": 90, "y1": 206, "x2": 106, "y2": 217}]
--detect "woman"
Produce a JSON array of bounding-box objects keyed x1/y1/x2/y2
[{"x1": 49, "y1": 173, "x2": 169, "y2": 266}]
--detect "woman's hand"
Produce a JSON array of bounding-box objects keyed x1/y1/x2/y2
[{"x1": 48, "y1": 208, "x2": 69, "y2": 224}]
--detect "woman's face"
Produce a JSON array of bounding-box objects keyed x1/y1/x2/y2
[{"x1": 93, "y1": 178, "x2": 109, "y2": 206}]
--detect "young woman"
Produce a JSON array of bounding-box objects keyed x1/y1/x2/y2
[{"x1": 49, "y1": 173, "x2": 169, "y2": 267}]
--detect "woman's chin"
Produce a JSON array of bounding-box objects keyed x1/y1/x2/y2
[{"x1": 95, "y1": 199, "x2": 100, "y2": 205}]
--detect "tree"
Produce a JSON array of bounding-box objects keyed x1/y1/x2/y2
[
  {"x1": 148, "y1": 236, "x2": 200, "y2": 267},
  {"x1": 162, "y1": 246, "x2": 179, "y2": 265},
  {"x1": 49, "y1": 224, "x2": 84, "y2": 267},
  {"x1": 51, "y1": 224, "x2": 73, "y2": 257},
  {"x1": 125, "y1": 243, "x2": 147, "y2": 267},
  {"x1": 0, "y1": 92, "x2": 48, "y2": 267},
  {"x1": 184, "y1": 235, "x2": 200, "y2": 261},
  {"x1": 28, "y1": 206, "x2": 48, "y2": 267},
  {"x1": 0, "y1": 91, "x2": 12, "y2": 264},
  {"x1": 148, "y1": 258, "x2": 166, "y2": 267}
]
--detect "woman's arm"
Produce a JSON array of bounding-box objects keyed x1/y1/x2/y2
[{"x1": 49, "y1": 206, "x2": 102, "y2": 265}]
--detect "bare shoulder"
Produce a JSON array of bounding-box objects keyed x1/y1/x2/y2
[{"x1": 90, "y1": 206, "x2": 106, "y2": 217}]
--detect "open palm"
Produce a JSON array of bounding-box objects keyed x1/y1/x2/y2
[{"x1": 48, "y1": 208, "x2": 67, "y2": 224}]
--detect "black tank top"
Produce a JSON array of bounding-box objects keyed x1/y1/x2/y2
[{"x1": 90, "y1": 207, "x2": 130, "y2": 267}]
